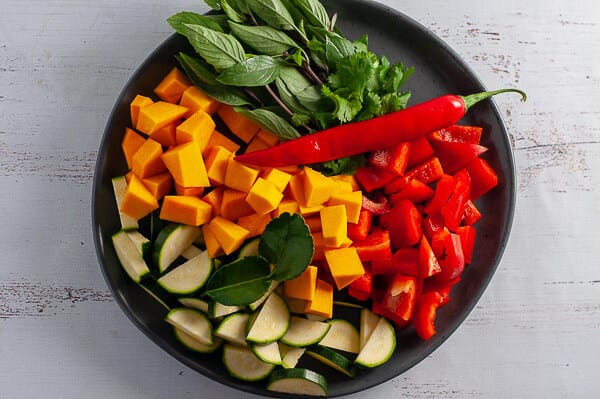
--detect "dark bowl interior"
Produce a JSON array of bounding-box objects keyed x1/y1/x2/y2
[{"x1": 92, "y1": 0, "x2": 516, "y2": 397}]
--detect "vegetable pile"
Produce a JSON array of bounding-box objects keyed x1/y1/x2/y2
[{"x1": 107, "y1": 0, "x2": 526, "y2": 396}]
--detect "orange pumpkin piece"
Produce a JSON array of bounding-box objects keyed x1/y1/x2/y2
[
  {"x1": 206, "y1": 216, "x2": 250, "y2": 255},
  {"x1": 245, "y1": 136, "x2": 271, "y2": 153},
  {"x1": 179, "y1": 85, "x2": 221, "y2": 117},
  {"x1": 220, "y1": 188, "x2": 255, "y2": 221},
  {"x1": 153, "y1": 67, "x2": 191, "y2": 104},
  {"x1": 324, "y1": 247, "x2": 365, "y2": 290},
  {"x1": 256, "y1": 129, "x2": 280, "y2": 147},
  {"x1": 217, "y1": 105, "x2": 260, "y2": 143},
  {"x1": 271, "y1": 198, "x2": 299, "y2": 218},
  {"x1": 131, "y1": 138, "x2": 167, "y2": 179},
  {"x1": 204, "y1": 145, "x2": 234, "y2": 186},
  {"x1": 122, "y1": 128, "x2": 146, "y2": 169},
  {"x1": 303, "y1": 215, "x2": 322, "y2": 232},
  {"x1": 142, "y1": 172, "x2": 173, "y2": 200},
  {"x1": 136, "y1": 101, "x2": 188, "y2": 135},
  {"x1": 204, "y1": 130, "x2": 241, "y2": 156},
  {"x1": 237, "y1": 212, "x2": 272, "y2": 238},
  {"x1": 150, "y1": 122, "x2": 177, "y2": 147},
  {"x1": 283, "y1": 265, "x2": 318, "y2": 301},
  {"x1": 161, "y1": 142, "x2": 210, "y2": 188},
  {"x1": 175, "y1": 110, "x2": 216, "y2": 149},
  {"x1": 175, "y1": 183, "x2": 204, "y2": 197},
  {"x1": 202, "y1": 186, "x2": 224, "y2": 218},
  {"x1": 224, "y1": 158, "x2": 259, "y2": 193},
  {"x1": 120, "y1": 174, "x2": 159, "y2": 220},
  {"x1": 159, "y1": 195, "x2": 212, "y2": 226},
  {"x1": 262, "y1": 168, "x2": 292, "y2": 192},
  {"x1": 130, "y1": 95, "x2": 153, "y2": 128},
  {"x1": 201, "y1": 224, "x2": 224, "y2": 258},
  {"x1": 245, "y1": 178, "x2": 284, "y2": 215},
  {"x1": 304, "y1": 279, "x2": 333, "y2": 319}
]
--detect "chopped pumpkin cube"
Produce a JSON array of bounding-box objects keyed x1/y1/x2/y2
[
  {"x1": 142, "y1": 172, "x2": 173, "y2": 200},
  {"x1": 224, "y1": 158, "x2": 259, "y2": 193},
  {"x1": 299, "y1": 203, "x2": 324, "y2": 217},
  {"x1": 204, "y1": 130, "x2": 241, "y2": 155},
  {"x1": 303, "y1": 215, "x2": 322, "y2": 232},
  {"x1": 311, "y1": 232, "x2": 325, "y2": 262},
  {"x1": 175, "y1": 110, "x2": 216, "y2": 150},
  {"x1": 217, "y1": 105, "x2": 260, "y2": 143},
  {"x1": 320, "y1": 205, "x2": 348, "y2": 248},
  {"x1": 160, "y1": 195, "x2": 212, "y2": 226},
  {"x1": 179, "y1": 85, "x2": 221, "y2": 118},
  {"x1": 304, "y1": 279, "x2": 333, "y2": 319},
  {"x1": 271, "y1": 198, "x2": 299, "y2": 218},
  {"x1": 262, "y1": 168, "x2": 292, "y2": 192},
  {"x1": 324, "y1": 247, "x2": 365, "y2": 290},
  {"x1": 303, "y1": 167, "x2": 338, "y2": 207},
  {"x1": 204, "y1": 145, "x2": 234, "y2": 186},
  {"x1": 245, "y1": 178, "x2": 284, "y2": 215},
  {"x1": 202, "y1": 224, "x2": 225, "y2": 258},
  {"x1": 130, "y1": 95, "x2": 153, "y2": 128},
  {"x1": 120, "y1": 174, "x2": 159, "y2": 220},
  {"x1": 150, "y1": 122, "x2": 177, "y2": 147},
  {"x1": 131, "y1": 138, "x2": 167, "y2": 178},
  {"x1": 136, "y1": 101, "x2": 188, "y2": 135},
  {"x1": 207, "y1": 216, "x2": 250, "y2": 255},
  {"x1": 202, "y1": 187, "x2": 224, "y2": 218},
  {"x1": 237, "y1": 212, "x2": 272, "y2": 238},
  {"x1": 330, "y1": 174, "x2": 360, "y2": 192},
  {"x1": 175, "y1": 184, "x2": 204, "y2": 197},
  {"x1": 154, "y1": 67, "x2": 191, "y2": 104},
  {"x1": 245, "y1": 136, "x2": 270, "y2": 153},
  {"x1": 286, "y1": 172, "x2": 305, "y2": 203},
  {"x1": 220, "y1": 188, "x2": 255, "y2": 221},
  {"x1": 256, "y1": 129, "x2": 280, "y2": 147},
  {"x1": 161, "y1": 142, "x2": 210, "y2": 188},
  {"x1": 327, "y1": 191, "x2": 363, "y2": 224},
  {"x1": 283, "y1": 265, "x2": 318, "y2": 301},
  {"x1": 121, "y1": 128, "x2": 146, "y2": 169},
  {"x1": 286, "y1": 298, "x2": 309, "y2": 314}
]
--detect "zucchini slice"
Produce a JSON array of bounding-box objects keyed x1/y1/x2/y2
[
  {"x1": 112, "y1": 230, "x2": 151, "y2": 283},
  {"x1": 248, "y1": 281, "x2": 279, "y2": 311},
  {"x1": 278, "y1": 343, "x2": 306, "y2": 369},
  {"x1": 280, "y1": 316, "x2": 331, "y2": 347},
  {"x1": 165, "y1": 307, "x2": 213, "y2": 345},
  {"x1": 181, "y1": 244, "x2": 203, "y2": 260},
  {"x1": 174, "y1": 326, "x2": 222, "y2": 354},
  {"x1": 222, "y1": 344, "x2": 276, "y2": 382},
  {"x1": 152, "y1": 223, "x2": 202, "y2": 273},
  {"x1": 354, "y1": 316, "x2": 396, "y2": 368},
  {"x1": 238, "y1": 237, "x2": 260, "y2": 258},
  {"x1": 246, "y1": 292, "x2": 290, "y2": 344},
  {"x1": 267, "y1": 368, "x2": 328, "y2": 397},
  {"x1": 306, "y1": 345, "x2": 355, "y2": 378},
  {"x1": 157, "y1": 250, "x2": 213, "y2": 295},
  {"x1": 251, "y1": 341, "x2": 282, "y2": 365},
  {"x1": 215, "y1": 312, "x2": 249, "y2": 346},
  {"x1": 178, "y1": 297, "x2": 210, "y2": 314},
  {"x1": 111, "y1": 176, "x2": 138, "y2": 230},
  {"x1": 318, "y1": 319, "x2": 360, "y2": 354},
  {"x1": 208, "y1": 301, "x2": 244, "y2": 319},
  {"x1": 359, "y1": 308, "x2": 380, "y2": 350},
  {"x1": 126, "y1": 230, "x2": 151, "y2": 257}
]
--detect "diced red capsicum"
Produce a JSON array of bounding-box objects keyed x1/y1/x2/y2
[
  {"x1": 430, "y1": 230, "x2": 465, "y2": 284},
  {"x1": 429, "y1": 138, "x2": 488, "y2": 174},
  {"x1": 424, "y1": 174, "x2": 456, "y2": 215},
  {"x1": 462, "y1": 199, "x2": 482, "y2": 225},
  {"x1": 419, "y1": 235, "x2": 441, "y2": 278},
  {"x1": 347, "y1": 270, "x2": 373, "y2": 301},
  {"x1": 430, "y1": 125, "x2": 483, "y2": 144},
  {"x1": 389, "y1": 178, "x2": 435, "y2": 205},
  {"x1": 368, "y1": 142, "x2": 411, "y2": 176},
  {"x1": 379, "y1": 274, "x2": 418, "y2": 321},
  {"x1": 457, "y1": 225, "x2": 476, "y2": 264},
  {"x1": 385, "y1": 157, "x2": 444, "y2": 194},
  {"x1": 347, "y1": 209, "x2": 372, "y2": 242},
  {"x1": 413, "y1": 291, "x2": 445, "y2": 340},
  {"x1": 407, "y1": 136, "x2": 435, "y2": 168},
  {"x1": 355, "y1": 166, "x2": 397, "y2": 192},
  {"x1": 353, "y1": 230, "x2": 392, "y2": 262},
  {"x1": 440, "y1": 169, "x2": 471, "y2": 232},
  {"x1": 466, "y1": 157, "x2": 498, "y2": 200},
  {"x1": 389, "y1": 199, "x2": 423, "y2": 249}
]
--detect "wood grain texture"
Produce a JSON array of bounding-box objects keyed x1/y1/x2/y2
[{"x1": 1, "y1": 0, "x2": 599, "y2": 398}]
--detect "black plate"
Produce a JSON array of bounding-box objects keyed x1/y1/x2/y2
[{"x1": 92, "y1": 0, "x2": 515, "y2": 397}]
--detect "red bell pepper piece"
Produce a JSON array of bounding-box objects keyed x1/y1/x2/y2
[
  {"x1": 388, "y1": 199, "x2": 423, "y2": 249},
  {"x1": 424, "y1": 174, "x2": 456, "y2": 215},
  {"x1": 440, "y1": 169, "x2": 471, "y2": 232},
  {"x1": 457, "y1": 225, "x2": 476, "y2": 264},
  {"x1": 380, "y1": 274, "x2": 417, "y2": 321},
  {"x1": 407, "y1": 136, "x2": 435, "y2": 168},
  {"x1": 361, "y1": 193, "x2": 391, "y2": 215},
  {"x1": 355, "y1": 166, "x2": 397, "y2": 192},
  {"x1": 413, "y1": 291, "x2": 445, "y2": 340},
  {"x1": 348, "y1": 270, "x2": 373, "y2": 301},
  {"x1": 431, "y1": 231, "x2": 465, "y2": 284},
  {"x1": 353, "y1": 230, "x2": 392, "y2": 262},
  {"x1": 466, "y1": 157, "x2": 498, "y2": 200},
  {"x1": 372, "y1": 301, "x2": 410, "y2": 328},
  {"x1": 347, "y1": 210, "x2": 372, "y2": 242},
  {"x1": 462, "y1": 199, "x2": 482, "y2": 225},
  {"x1": 385, "y1": 157, "x2": 444, "y2": 194},
  {"x1": 422, "y1": 212, "x2": 446, "y2": 241},
  {"x1": 389, "y1": 179, "x2": 435, "y2": 205},
  {"x1": 419, "y1": 235, "x2": 441, "y2": 278},
  {"x1": 429, "y1": 138, "x2": 488, "y2": 174},
  {"x1": 235, "y1": 89, "x2": 526, "y2": 167},
  {"x1": 382, "y1": 248, "x2": 419, "y2": 276},
  {"x1": 369, "y1": 142, "x2": 411, "y2": 176},
  {"x1": 430, "y1": 125, "x2": 483, "y2": 144}
]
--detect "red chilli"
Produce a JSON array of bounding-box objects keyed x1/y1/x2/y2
[{"x1": 235, "y1": 89, "x2": 526, "y2": 167}]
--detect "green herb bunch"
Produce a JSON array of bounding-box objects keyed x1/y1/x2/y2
[{"x1": 168, "y1": 0, "x2": 413, "y2": 175}]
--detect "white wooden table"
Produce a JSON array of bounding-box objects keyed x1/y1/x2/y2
[{"x1": 1, "y1": 0, "x2": 598, "y2": 397}]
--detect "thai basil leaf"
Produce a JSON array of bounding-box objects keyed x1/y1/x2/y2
[
  {"x1": 205, "y1": 256, "x2": 272, "y2": 306},
  {"x1": 221, "y1": 0, "x2": 246, "y2": 23},
  {"x1": 234, "y1": 107, "x2": 301, "y2": 140},
  {"x1": 176, "y1": 53, "x2": 253, "y2": 106},
  {"x1": 182, "y1": 23, "x2": 245, "y2": 70},
  {"x1": 248, "y1": 0, "x2": 296, "y2": 31},
  {"x1": 207, "y1": 14, "x2": 231, "y2": 32},
  {"x1": 275, "y1": 77, "x2": 311, "y2": 114},
  {"x1": 277, "y1": 66, "x2": 321, "y2": 112},
  {"x1": 294, "y1": 0, "x2": 330, "y2": 29},
  {"x1": 228, "y1": 22, "x2": 299, "y2": 55},
  {"x1": 228, "y1": 0, "x2": 251, "y2": 14},
  {"x1": 259, "y1": 213, "x2": 314, "y2": 281},
  {"x1": 324, "y1": 32, "x2": 356, "y2": 67},
  {"x1": 167, "y1": 12, "x2": 224, "y2": 35},
  {"x1": 217, "y1": 55, "x2": 283, "y2": 87},
  {"x1": 204, "y1": 0, "x2": 222, "y2": 10}
]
